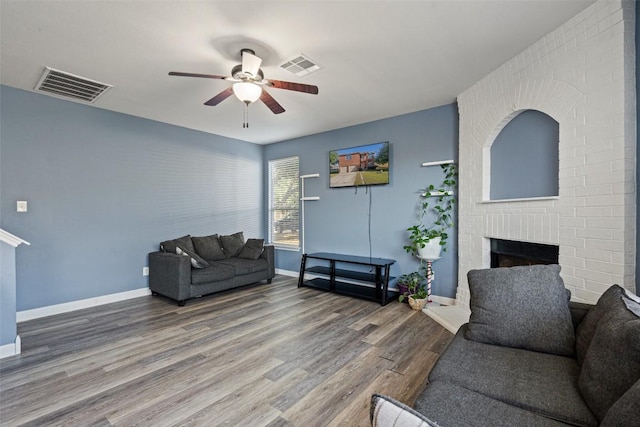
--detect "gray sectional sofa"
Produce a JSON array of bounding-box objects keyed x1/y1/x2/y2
[
  {"x1": 149, "y1": 232, "x2": 275, "y2": 306},
  {"x1": 371, "y1": 264, "x2": 640, "y2": 427}
]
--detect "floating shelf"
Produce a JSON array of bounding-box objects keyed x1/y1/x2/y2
[
  {"x1": 421, "y1": 160, "x2": 455, "y2": 167},
  {"x1": 422, "y1": 190, "x2": 455, "y2": 197}
]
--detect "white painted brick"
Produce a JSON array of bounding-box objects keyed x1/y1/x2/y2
[
  {"x1": 576, "y1": 247, "x2": 614, "y2": 262},
  {"x1": 573, "y1": 288, "x2": 603, "y2": 304},
  {"x1": 575, "y1": 227, "x2": 613, "y2": 240},
  {"x1": 455, "y1": 0, "x2": 634, "y2": 308}
]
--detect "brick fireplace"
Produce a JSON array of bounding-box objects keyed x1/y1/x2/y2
[{"x1": 454, "y1": 0, "x2": 636, "y2": 310}]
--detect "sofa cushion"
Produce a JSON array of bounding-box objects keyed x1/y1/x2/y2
[
  {"x1": 160, "y1": 235, "x2": 194, "y2": 254},
  {"x1": 600, "y1": 378, "x2": 640, "y2": 427},
  {"x1": 415, "y1": 382, "x2": 572, "y2": 427},
  {"x1": 192, "y1": 234, "x2": 226, "y2": 261},
  {"x1": 466, "y1": 264, "x2": 575, "y2": 356},
  {"x1": 219, "y1": 232, "x2": 245, "y2": 258},
  {"x1": 370, "y1": 394, "x2": 440, "y2": 427},
  {"x1": 175, "y1": 246, "x2": 209, "y2": 269},
  {"x1": 578, "y1": 286, "x2": 640, "y2": 421},
  {"x1": 429, "y1": 325, "x2": 597, "y2": 427},
  {"x1": 191, "y1": 262, "x2": 235, "y2": 285},
  {"x1": 217, "y1": 257, "x2": 268, "y2": 275},
  {"x1": 238, "y1": 238, "x2": 264, "y2": 260}
]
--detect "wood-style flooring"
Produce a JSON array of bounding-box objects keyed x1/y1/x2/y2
[{"x1": 0, "y1": 276, "x2": 453, "y2": 427}]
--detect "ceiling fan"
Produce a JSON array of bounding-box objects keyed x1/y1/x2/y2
[{"x1": 169, "y1": 48, "x2": 319, "y2": 127}]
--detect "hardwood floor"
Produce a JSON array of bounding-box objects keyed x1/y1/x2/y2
[{"x1": 0, "y1": 276, "x2": 453, "y2": 427}]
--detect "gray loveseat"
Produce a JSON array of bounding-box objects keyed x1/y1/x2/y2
[
  {"x1": 149, "y1": 232, "x2": 275, "y2": 306},
  {"x1": 371, "y1": 265, "x2": 640, "y2": 427}
]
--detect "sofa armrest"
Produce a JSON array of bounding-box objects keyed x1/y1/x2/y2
[
  {"x1": 149, "y1": 251, "x2": 192, "y2": 302},
  {"x1": 260, "y1": 245, "x2": 275, "y2": 279}
]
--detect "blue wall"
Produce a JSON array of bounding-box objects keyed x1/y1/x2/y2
[
  {"x1": 490, "y1": 110, "x2": 559, "y2": 200},
  {"x1": 0, "y1": 86, "x2": 264, "y2": 311},
  {"x1": 265, "y1": 104, "x2": 459, "y2": 298},
  {"x1": 1, "y1": 243, "x2": 17, "y2": 346}
]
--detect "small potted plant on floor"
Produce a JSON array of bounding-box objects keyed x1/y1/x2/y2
[
  {"x1": 407, "y1": 285, "x2": 429, "y2": 311},
  {"x1": 403, "y1": 162, "x2": 457, "y2": 259},
  {"x1": 398, "y1": 268, "x2": 428, "y2": 310},
  {"x1": 397, "y1": 271, "x2": 422, "y2": 301}
]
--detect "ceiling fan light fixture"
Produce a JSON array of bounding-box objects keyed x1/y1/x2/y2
[{"x1": 232, "y1": 82, "x2": 261, "y2": 104}]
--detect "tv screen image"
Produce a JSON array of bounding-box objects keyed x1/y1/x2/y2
[{"x1": 329, "y1": 141, "x2": 390, "y2": 188}]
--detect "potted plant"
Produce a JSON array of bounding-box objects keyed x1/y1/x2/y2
[
  {"x1": 397, "y1": 271, "x2": 422, "y2": 301},
  {"x1": 403, "y1": 162, "x2": 457, "y2": 259},
  {"x1": 398, "y1": 264, "x2": 430, "y2": 309},
  {"x1": 407, "y1": 286, "x2": 429, "y2": 310}
]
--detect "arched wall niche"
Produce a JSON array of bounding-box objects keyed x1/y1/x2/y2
[{"x1": 488, "y1": 109, "x2": 559, "y2": 200}]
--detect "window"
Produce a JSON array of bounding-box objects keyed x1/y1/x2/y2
[{"x1": 269, "y1": 156, "x2": 300, "y2": 248}]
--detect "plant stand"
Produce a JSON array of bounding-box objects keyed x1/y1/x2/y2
[{"x1": 417, "y1": 256, "x2": 440, "y2": 304}]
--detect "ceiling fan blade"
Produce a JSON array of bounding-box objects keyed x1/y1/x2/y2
[
  {"x1": 241, "y1": 51, "x2": 262, "y2": 78},
  {"x1": 169, "y1": 71, "x2": 228, "y2": 80},
  {"x1": 266, "y1": 79, "x2": 319, "y2": 95},
  {"x1": 260, "y1": 90, "x2": 285, "y2": 114},
  {"x1": 204, "y1": 87, "x2": 234, "y2": 106}
]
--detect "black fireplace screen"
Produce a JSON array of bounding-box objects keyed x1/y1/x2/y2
[{"x1": 490, "y1": 239, "x2": 559, "y2": 268}]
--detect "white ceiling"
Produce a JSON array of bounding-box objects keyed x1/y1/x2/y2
[{"x1": 0, "y1": 1, "x2": 594, "y2": 145}]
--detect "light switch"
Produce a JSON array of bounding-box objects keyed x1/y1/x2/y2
[{"x1": 17, "y1": 201, "x2": 27, "y2": 212}]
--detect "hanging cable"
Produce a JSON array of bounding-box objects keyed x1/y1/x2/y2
[{"x1": 368, "y1": 185, "x2": 373, "y2": 269}]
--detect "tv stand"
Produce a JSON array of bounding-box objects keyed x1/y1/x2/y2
[{"x1": 298, "y1": 252, "x2": 397, "y2": 305}]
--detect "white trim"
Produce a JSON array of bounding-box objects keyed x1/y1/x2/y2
[
  {"x1": 275, "y1": 268, "x2": 299, "y2": 277},
  {"x1": 17, "y1": 288, "x2": 151, "y2": 322},
  {"x1": 274, "y1": 245, "x2": 300, "y2": 252},
  {"x1": 0, "y1": 335, "x2": 21, "y2": 359},
  {"x1": 480, "y1": 196, "x2": 559, "y2": 204},
  {"x1": 429, "y1": 295, "x2": 457, "y2": 306},
  {"x1": 0, "y1": 229, "x2": 30, "y2": 248}
]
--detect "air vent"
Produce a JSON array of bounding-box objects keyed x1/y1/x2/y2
[
  {"x1": 280, "y1": 54, "x2": 322, "y2": 77},
  {"x1": 35, "y1": 67, "x2": 112, "y2": 103}
]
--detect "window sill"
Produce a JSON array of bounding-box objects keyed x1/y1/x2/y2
[{"x1": 272, "y1": 244, "x2": 301, "y2": 252}]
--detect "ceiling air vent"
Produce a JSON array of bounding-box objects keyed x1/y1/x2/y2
[
  {"x1": 34, "y1": 67, "x2": 112, "y2": 103},
  {"x1": 280, "y1": 54, "x2": 322, "y2": 77}
]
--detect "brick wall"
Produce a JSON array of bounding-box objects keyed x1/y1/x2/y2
[{"x1": 456, "y1": 0, "x2": 636, "y2": 309}]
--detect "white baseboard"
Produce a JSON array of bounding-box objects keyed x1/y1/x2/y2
[
  {"x1": 275, "y1": 268, "x2": 299, "y2": 277},
  {"x1": 0, "y1": 335, "x2": 21, "y2": 359},
  {"x1": 429, "y1": 295, "x2": 457, "y2": 306},
  {"x1": 17, "y1": 288, "x2": 151, "y2": 323}
]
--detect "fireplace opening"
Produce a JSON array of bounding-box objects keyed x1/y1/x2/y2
[{"x1": 490, "y1": 239, "x2": 559, "y2": 268}]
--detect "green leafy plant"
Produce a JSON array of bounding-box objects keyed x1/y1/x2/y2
[
  {"x1": 403, "y1": 162, "x2": 457, "y2": 256},
  {"x1": 397, "y1": 266, "x2": 428, "y2": 302}
]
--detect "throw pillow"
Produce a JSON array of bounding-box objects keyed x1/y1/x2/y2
[
  {"x1": 159, "y1": 235, "x2": 194, "y2": 254},
  {"x1": 192, "y1": 234, "x2": 226, "y2": 261},
  {"x1": 465, "y1": 264, "x2": 576, "y2": 356},
  {"x1": 219, "y1": 231, "x2": 245, "y2": 258},
  {"x1": 370, "y1": 394, "x2": 441, "y2": 427},
  {"x1": 575, "y1": 285, "x2": 626, "y2": 366},
  {"x1": 175, "y1": 246, "x2": 210, "y2": 269},
  {"x1": 238, "y1": 238, "x2": 264, "y2": 260},
  {"x1": 600, "y1": 378, "x2": 640, "y2": 427},
  {"x1": 578, "y1": 286, "x2": 640, "y2": 421}
]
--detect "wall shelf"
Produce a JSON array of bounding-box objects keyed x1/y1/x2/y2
[{"x1": 421, "y1": 159, "x2": 455, "y2": 167}]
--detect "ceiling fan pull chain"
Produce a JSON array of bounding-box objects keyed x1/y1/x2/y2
[{"x1": 243, "y1": 102, "x2": 249, "y2": 128}]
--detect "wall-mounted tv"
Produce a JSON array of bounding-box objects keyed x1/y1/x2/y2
[{"x1": 329, "y1": 141, "x2": 390, "y2": 188}]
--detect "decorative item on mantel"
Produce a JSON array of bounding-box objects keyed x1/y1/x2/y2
[{"x1": 403, "y1": 160, "x2": 457, "y2": 306}]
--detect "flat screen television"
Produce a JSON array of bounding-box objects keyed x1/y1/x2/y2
[{"x1": 329, "y1": 141, "x2": 389, "y2": 188}]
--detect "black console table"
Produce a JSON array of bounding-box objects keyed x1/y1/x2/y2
[{"x1": 298, "y1": 252, "x2": 397, "y2": 305}]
